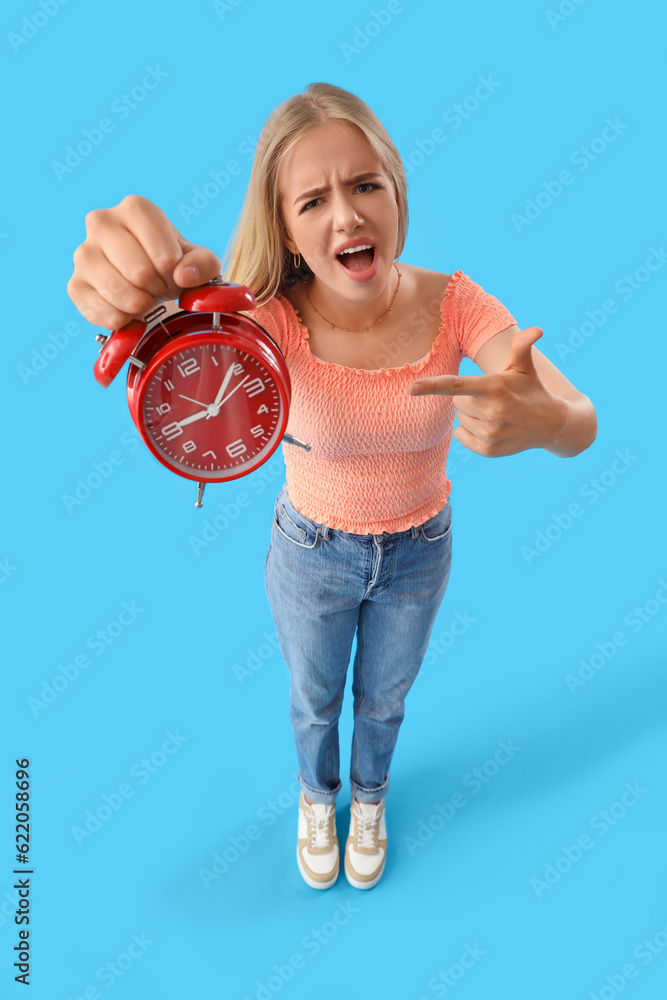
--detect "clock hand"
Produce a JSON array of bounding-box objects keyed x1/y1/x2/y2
[
  {"x1": 172, "y1": 409, "x2": 210, "y2": 429},
  {"x1": 168, "y1": 393, "x2": 213, "y2": 431},
  {"x1": 203, "y1": 372, "x2": 250, "y2": 419},
  {"x1": 216, "y1": 375, "x2": 250, "y2": 409},
  {"x1": 178, "y1": 393, "x2": 210, "y2": 409},
  {"x1": 163, "y1": 373, "x2": 251, "y2": 438},
  {"x1": 212, "y1": 364, "x2": 235, "y2": 410}
]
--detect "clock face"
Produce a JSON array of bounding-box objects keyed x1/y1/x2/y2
[{"x1": 141, "y1": 339, "x2": 284, "y2": 479}]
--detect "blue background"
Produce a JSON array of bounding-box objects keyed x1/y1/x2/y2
[{"x1": 2, "y1": 0, "x2": 666, "y2": 997}]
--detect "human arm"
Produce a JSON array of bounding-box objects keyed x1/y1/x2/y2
[
  {"x1": 471, "y1": 323, "x2": 597, "y2": 457},
  {"x1": 408, "y1": 324, "x2": 597, "y2": 458}
]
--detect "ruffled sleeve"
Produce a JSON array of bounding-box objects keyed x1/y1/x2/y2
[{"x1": 452, "y1": 273, "x2": 519, "y2": 361}]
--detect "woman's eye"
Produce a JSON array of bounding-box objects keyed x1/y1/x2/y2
[{"x1": 300, "y1": 182, "x2": 379, "y2": 213}]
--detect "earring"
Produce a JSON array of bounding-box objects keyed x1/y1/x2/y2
[{"x1": 293, "y1": 250, "x2": 301, "y2": 269}]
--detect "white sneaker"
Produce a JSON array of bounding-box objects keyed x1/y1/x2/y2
[
  {"x1": 344, "y1": 796, "x2": 387, "y2": 890},
  {"x1": 296, "y1": 791, "x2": 339, "y2": 889}
]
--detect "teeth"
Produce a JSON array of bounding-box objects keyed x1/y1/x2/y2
[{"x1": 338, "y1": 244, "x2": 373, "y2": 255}]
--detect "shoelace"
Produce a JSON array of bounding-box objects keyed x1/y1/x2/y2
[
  {"x1": 306, "y1": 804, "x2": 335, "y2": 850},
  {"x1": 353, "y1": 802, "x2": 381, "y2": 850}
]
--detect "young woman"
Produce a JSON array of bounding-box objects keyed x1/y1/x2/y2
[{"x1": 67, "y1": 82, "x2": 596, "y2": 893}]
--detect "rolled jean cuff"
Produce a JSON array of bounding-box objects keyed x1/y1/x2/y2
[
  {"x1": 299, "y1": 773, "x2": 341, "y2": 805},
  {"x1": 350, "y1": 772, "x2": 390, "y2": 803}
]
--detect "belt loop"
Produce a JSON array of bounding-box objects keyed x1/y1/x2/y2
[
  {"x1": 322, "y1": 524, "x2": 330, "y2": 540},
  {"x1": 411, "y1": 525, "x2": 418, "y2": 539}
]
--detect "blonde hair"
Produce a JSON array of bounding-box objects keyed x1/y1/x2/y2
[{"x1": 220, "y1": 82, "x2": 409, "y2": 306}]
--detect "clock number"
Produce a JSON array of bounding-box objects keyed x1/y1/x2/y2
[
  {"x1": 226, "y1": 439, "x2": 247, "y2": 458},
  {"x1": 156, "y1": 402, "x2": 171, "y2": 415},
  {"x1": 164, "y1": 379, "x2": 174, "y2": 391},
  {"x1": 161, "y1": 421, "x2": 183, "y2": 441},
  {"x1": 245, "y1": 377, "x2": 265, "y2": 399},
  {"x1": 182, "y1": 440, "x2": 196, "y2": 453},
  {"x1": 177, "y1": 357, "x2": 200, "y2": 378},
  {"x1": 250, "y1": 424, "x2": 264, "y2": 438},
  {"x1": 203, "y1": 449, "x2": 217, "y2": 459},
  {"x1": 257, "y1": 404, "x2": 269, "y2": 415}
]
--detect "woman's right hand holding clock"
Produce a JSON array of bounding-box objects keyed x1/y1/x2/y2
[{"x1": 67, "y1": 194, "x2": 222, "y2": 331}]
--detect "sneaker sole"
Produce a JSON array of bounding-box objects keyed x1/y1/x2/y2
[
  {"x1": 344, "y1": 853, "x2": 386, "y2": 890},
  {"x1": 296, "y1": 843, "x2": 339, "y2": 890}
]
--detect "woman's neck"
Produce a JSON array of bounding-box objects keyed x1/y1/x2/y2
[{"x1": 303, "y1": 263, "x2": 400, "y2": 332}]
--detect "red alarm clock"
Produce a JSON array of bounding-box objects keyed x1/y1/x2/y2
[{"x1": 93, "y1": 276, "x2": 309, "y2": 506}]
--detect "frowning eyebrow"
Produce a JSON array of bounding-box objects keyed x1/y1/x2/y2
[{"x1": 293, "y1": 172, "x2": 384, "y2": 206}]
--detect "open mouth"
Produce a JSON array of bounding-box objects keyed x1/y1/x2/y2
[{"x1": 336, "y1": 245, "x2": 375, "y2": 272}]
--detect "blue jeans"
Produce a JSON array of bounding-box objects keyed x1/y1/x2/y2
[{"x1": 264, "y1": 482, "x2": 453, "y2": 805}]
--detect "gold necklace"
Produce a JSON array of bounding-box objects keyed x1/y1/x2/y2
[{"x1": 304, "y1": 261, "x2": 401, "y2": 333}]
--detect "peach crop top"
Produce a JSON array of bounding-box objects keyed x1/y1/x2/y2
[{"x1": 249, "y1": 269, "x2": 518, "y2": 534}]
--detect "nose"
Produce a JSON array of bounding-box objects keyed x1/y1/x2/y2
[{"x1": 330, "y1": 188, "x2": 364, "y2": 232}]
